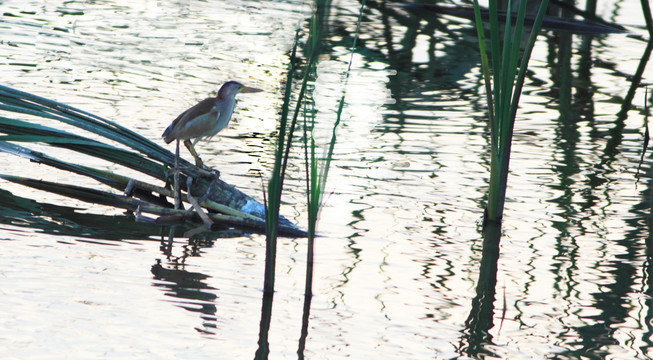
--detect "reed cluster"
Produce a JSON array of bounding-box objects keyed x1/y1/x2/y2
[{"x1": 471, "y1": 0, "x2": 549, "y2": 223}]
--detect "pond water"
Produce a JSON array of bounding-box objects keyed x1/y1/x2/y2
[{"x1": 1, "y1": 0, "x2": 653, "y2": 359}]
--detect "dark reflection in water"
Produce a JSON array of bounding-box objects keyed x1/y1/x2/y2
[
  {"x1": 0, "y1": 188, "x2": 162, "y2": 241},
  {"x1": 338, "y1": 0, "x2": 653, "y2": 358},
  {"x1": 1, "y1": 185, "x2": 235, "y2": 334},
  {"x1": 4, "y1": 0, "x2": 653, "y2": 358},
  {"x1": 459, "y1": 223, "x2": 501, "y2": 358},
  {"x1": 151, "y1": 259, "x2": 219, "y2": 335}
]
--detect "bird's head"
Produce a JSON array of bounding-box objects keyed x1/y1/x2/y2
[{"x1": 217, "y1": 81, "x2": 262, "y2": 99}]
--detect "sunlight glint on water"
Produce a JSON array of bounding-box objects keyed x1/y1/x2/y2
[{"x1": 1, "y1": 0, "x2": 653, "y2": 358}]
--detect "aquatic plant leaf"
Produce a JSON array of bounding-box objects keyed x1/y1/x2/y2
[
  {"x1": 0, "y1": 84, "x2": 305, "y2": 235},
  {"x1": 0, "y1": 174, "x2": 152, "y2": 210},
  {"x1": 0, "y1": 85, "x2": 178, "y2": 165}
]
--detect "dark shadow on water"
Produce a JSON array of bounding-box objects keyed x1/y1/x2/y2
[
  {"x1": 547, "y1": 4, "x2": 653, "y2": 355},
  {"x1": 458, "y1": 222, "x2": 501, "y2": 358},
  {"x1": 618, "y1": 32, "x2": 653, "y2": 357},
  {"x1": 297, "y1": 231, "x2": 316, "y2": 359},
  {"x1": 0, "y1": 187, "x2": 247, "y2": 336},
  {"x1": 151, "y1": 227, "x2": 250, "y2": 335},
  {"x1": 640, "y1": 94, "x2": 653, "y2": 349},
  {"x1": 0, "y1": 188, "x2": 162, "y2": 241},
  {"x1": 296, "y1": 292, "x2": 312, "y2": 360},
  {"x1": 151, "y1": 258, "x2": 219, "y2": 335},
  {"x1": 0, "y1": 187, "x2": 247, "y2": 243},
  {"x1": 254, "y1": 290, "x2": 274, "y2": 360}
]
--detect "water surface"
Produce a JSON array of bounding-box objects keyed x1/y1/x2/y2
[{"x1": 1, "y1": 0, "x2": 653, "y2": 359}]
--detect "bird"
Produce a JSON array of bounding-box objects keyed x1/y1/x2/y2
[{"x1": 162, "y1": 81, "x2": 262, "y2": 169}]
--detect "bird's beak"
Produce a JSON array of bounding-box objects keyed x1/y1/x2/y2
[{"x1": 240, "y1": 86, "x2": 263, "y2": 93}]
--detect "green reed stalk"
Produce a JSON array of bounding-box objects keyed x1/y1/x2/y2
[
  {"x1": 263, "y1": 6, "x2": 325, "y2": 293},
  {"x1": 263, "y1": 33, "x2": 299, "y2": 294},
  {"x1": 302, "y1": 0, "x2": 363, "y2": 298},
  {"x1": 472, "y1": 0, "x2": 549, "y2": 223}
]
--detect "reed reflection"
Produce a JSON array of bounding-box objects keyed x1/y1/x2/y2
[{"x1": 459, "y1": 223, "x2": 501, "y2": 358}]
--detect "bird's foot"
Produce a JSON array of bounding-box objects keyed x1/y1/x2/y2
[
  {"x1": 193, "y1": 156, "x2": 207, "y2": 169},
  {"x1": 192, "y1": 159, "x2": 220, "y2": 179},
  {"x1": 197, "y1": 167, "x2": 220, "y2": 179},
  {"x1": 189, "y1": 167, "x2": 220, "y2": 179}
]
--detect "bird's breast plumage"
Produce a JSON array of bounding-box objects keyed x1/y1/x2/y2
[
  {"x1": 162, "y1": 82, "x2": 250, "y2": 144},
  {"x1": 162, "y1": 97, "x2": 221, "y2": 143}
]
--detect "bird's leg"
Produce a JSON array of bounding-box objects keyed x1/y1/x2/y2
[
  {"x1": 183, "y1": 176, "x2": 195, "y2": 216},
  {"x1": 185, "y1": 140, "x2": 221, "y2": 178},
  {"x1": 174, "y1": 140, "x2": 182, "y2": 210},
  {"x1": 197, "y1": 173, "x2": 219, "y2": 204},
  {"x1": 184, "y1": 139, "x2": 205, "y2": 169}
]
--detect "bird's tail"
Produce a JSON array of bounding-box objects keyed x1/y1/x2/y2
[{"x1": 162, "y1": 125, "x2": 175, "y2": 144}]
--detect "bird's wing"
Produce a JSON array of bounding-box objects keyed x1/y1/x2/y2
[{"x1": 162, "y1": 97, "x2": 216, "y2": 143}]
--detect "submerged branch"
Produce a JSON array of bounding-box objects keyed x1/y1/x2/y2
[
  {"x1": 0, "y1": 174, "x2": 306, "y2": 237},
  {"x1": 0, "y1": 85, "x2": 306, "y2": 237}
]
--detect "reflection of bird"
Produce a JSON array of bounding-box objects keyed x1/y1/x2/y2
[{"x1": 162, "y1": 81, "x2": 262, "y2": 169}]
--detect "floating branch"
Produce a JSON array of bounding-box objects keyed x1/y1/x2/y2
[
  {"x1": 0, "y1": 85, "x2": 305, "y2": 237},
  {"x1": 0, "y1": 174, "x2": 307, "y2": 236}
]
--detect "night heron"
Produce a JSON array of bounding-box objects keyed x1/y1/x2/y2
[{"x1": 162, "y1": 81, "x2": 262, "y2": 169}]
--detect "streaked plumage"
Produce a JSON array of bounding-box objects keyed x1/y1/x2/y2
[{"x1": 162, "y1": 81, "x2": 261, "y2": 168}]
